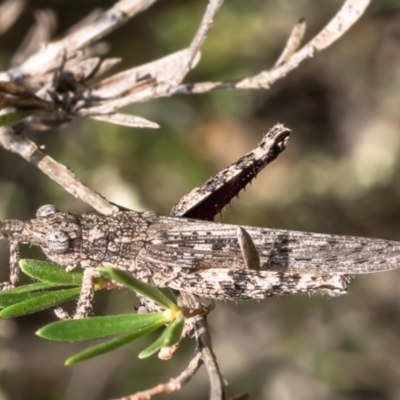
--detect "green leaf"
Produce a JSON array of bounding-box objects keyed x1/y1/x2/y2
[
  {"x1": 65, "y1": 320, "x2": 166, "y2": 365},
  {"x1": 20, "y1": 259, "x2": 83, "y2": 285},
  {"x1": 0, "y1": 109, "x2": 39, "y2": 126},
  {"x1": 138, "y1": 312, "x2": 184, "y2": 359},
  {"x1": 37, "y1": 312, "x2": 168, "y2": 341},
  {"x1": 0, "y1": 291, "x2": 54, "y2": 308},
  {"x1": 98, "y1": 268, "x2": 177, "y2": 310},
  {"x1": 0, "y1": 282, "x2": 62, "y2": 294},
  {"x1": 0, "y1": 287, "x2": 81, "y2": 318}
]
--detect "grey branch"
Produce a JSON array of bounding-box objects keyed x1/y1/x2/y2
[
  {"x1": 0, "y1": 126, "x2": 118, "y2": 215},
  {"x1": 175, "y1": 0, "x2": 371, "y2": 94},
  {"x1": 2, "y1": 0, "x2": 159, "y2": 82},
  {"x1": 274, "y1": 18, "x2": 306, "y2": 67},
  {"x1": 194, "y1": 314, "x2": 227, "y2": 400},
  {"x1": 166, "y1": 0, "x2": 224, "y2": 89},
  {"x1": 0, "y1": 0, "x2": 370, "y2": 133},
  {"x1": 11, "y1": 9, "x2": 57, "y2": 66},
  {"x1": 0, "y1": 0, "x2": 25, "y2": 36},
  {"x1": 80, "y1": 0, "x2": 224, "y2": 114}
]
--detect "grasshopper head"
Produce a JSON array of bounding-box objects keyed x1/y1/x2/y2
[{"x1": 0, "y1": 205, "x2": 82, "y2": 268}]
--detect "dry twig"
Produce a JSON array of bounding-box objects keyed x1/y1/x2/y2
[
  {"x1": 1, "y1": 0, "x2": 159, "y2": 82},
  {"x1": 0, "y1": 126, "x2": 118, "y2": 215},
  {"x1": 113, "y1": 349, "x2": 203, "y2": 400},
  {"x1": 0, "y1": 0, "x2": 25, "y2": 36},
  {"x1": 175, "y1": 0, "x2": 370, "y2": 94}
]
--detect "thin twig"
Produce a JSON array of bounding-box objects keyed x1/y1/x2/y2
[
  {"x1": 0, "y1": 0, "x2": 370, "y2": 125},
  {"x1": 79, "y1": 0, "x2": 370, "y2": 111},
  {"x1": 0, "y1": 0, "x2": 160, "y2": 82},
  {"x1": 0, "y1": 126, "x2": 117, "y2": 215},
  {"x1": 194, "y1": 315, "x2": 227, "y2": 400},
  {"x1": 11, "y1": 9, "x2": 57, "y2": 66},
  {"x1": 274, "y1": 18, "x2": 306, "y2": 67},
  {"x1": 81, "y1": 50, "x2": 198, "y2": 111},
  {"x1": 0, "y1": 0, "x2": 25, "y2": 36},
  {"x1": 83, "y1": 0, "x2": 224, "y2": 115},
  {"x1": 113, "y1": 349, "x2": 203, "y2": 400},
  {"x1": 174, "y1": 0, "x2": 371, "y2": 94},
  {"x1": 167, "y1": 0, "x2": 224, "y2": 88}
]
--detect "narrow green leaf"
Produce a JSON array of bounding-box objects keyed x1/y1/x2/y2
[
  {"x1": 98, "y1": 268, "x2": 177, "y2": 310},
  {"x1": 0, "y1": 282, "x2": 62, "y2": 294},
  {"x1": 20, "y1": 259, "x2": 83, "y2": 285},
  {"x1": 0, "y1": 287, "x2": 81, "y2": 318},
  {"x1": 0, "y1": 109, "x2": 39, "y2": 126},
  {"x1": 37, "y1": 312, "x2": 167, "y2": 341},
  {"x1": 65, "y1": 320, "x2": 166, "y2": 365},
  {"x1": 138, "y1": 312, "x2": 184, "y2": 359},
  {"x1": 0, "y1": 291, "x2": 54, "y2": 308}
]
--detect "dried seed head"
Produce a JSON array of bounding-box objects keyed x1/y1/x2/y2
[
  {"x1": 36, "y1": 204, "x2": 59, "y2": 218},
  {"x1": 45, "y1": 229, "x2": 70, "y2": 253}
]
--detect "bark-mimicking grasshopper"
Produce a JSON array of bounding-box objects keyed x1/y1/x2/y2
[
  {"x1": 2, "y1": 205, "x2": 400, "y2": 317},
  {"x1": 1, "y1": 124, "x2": 399, "y2": 318}
]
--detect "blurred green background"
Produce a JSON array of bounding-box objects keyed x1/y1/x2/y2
[{"x1": 1, "y1": 0, "x2": 400, "y2": 399}]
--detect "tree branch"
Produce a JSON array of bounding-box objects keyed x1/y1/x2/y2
[
  {"x1": 0, "y1": 126, "x2": 117, "y2": 215},
  {"x1": 167, "y1": 0, "x2": 224, "y2": 89},
  {"x1": 0, "y1": 0, "x2": 159, "y2": 82},
  {"x1": 174, "y1": 0, "x2": 371, "y2": 94},
  {"x1": 113, "y1": 349, "x2": 203, "y2": 400},
  {"x1": 0, "y1": 0, "x2": 25, "y2": 36},
  {"x1": 194, "y1": 315, "x2": 227, "y2": 400}
]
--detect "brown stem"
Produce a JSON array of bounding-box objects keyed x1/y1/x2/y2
[{"x1": 0, "y1": 126, "x2": 118, "y2": 215}]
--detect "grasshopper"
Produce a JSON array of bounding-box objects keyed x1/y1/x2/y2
[
  {"x1": 2, "y1": 204, "x2": 400, "y2": 317},
  {"x1": 1, "y1": 124, "x2": 399, "y2": 318}
]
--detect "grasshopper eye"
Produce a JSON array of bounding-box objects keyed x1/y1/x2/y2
[
  {"x1": 45, "y1": 229, "x2": 70, "y2": 253},
  {"x1": 36, "y1": 205, "x2": 59, "y2": 218}
]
